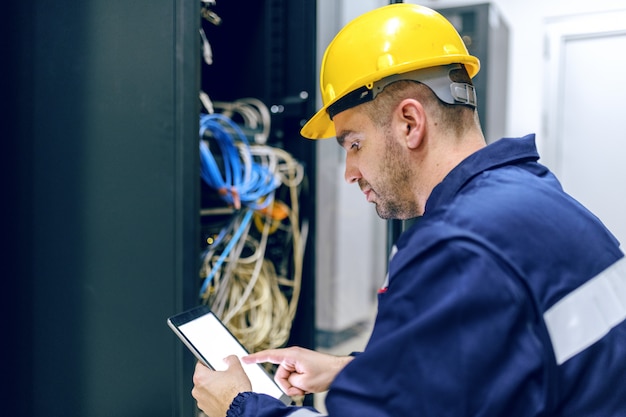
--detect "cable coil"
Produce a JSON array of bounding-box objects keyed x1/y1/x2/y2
[{"x1": 198, "y1": 107, "x2": 306, "y2": 353}]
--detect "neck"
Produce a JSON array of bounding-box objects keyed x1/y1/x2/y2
[{"x1": 413, "y1": 128, "x2": 486, "y2": 214}]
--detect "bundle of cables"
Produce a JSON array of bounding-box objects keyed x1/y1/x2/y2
[
  {"x1": 199, "y1": 112, "x2": 280, "y2": 211},
  {"x1": 198, "y1": 109, "x2": 307, "y2": 354}
]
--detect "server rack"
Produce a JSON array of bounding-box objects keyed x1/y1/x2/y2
[
  {"x1": 6, "y1": 0, "x2": 315, "y2": 414},
  {"x1": 7, "y1": 1, "x2": 200, "y2": 415},
  {"x1": 198, "y1": 0, "x2": 318, "y2": 352}
]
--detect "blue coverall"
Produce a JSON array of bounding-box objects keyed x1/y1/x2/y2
[{"x1": 227, "y1": 134, "x2": 626, "y2": 417}]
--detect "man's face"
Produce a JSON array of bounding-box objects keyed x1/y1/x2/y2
[{"x1": 334, "y1": 107, "x2": 421, "y2": 220}]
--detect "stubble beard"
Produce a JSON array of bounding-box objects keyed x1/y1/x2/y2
[{"x1": 370, "y1": 133, "x2": 419, "y2": 220}]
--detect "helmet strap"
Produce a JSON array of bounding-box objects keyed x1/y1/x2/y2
[
  {"x1": 327, "y1": 64, "x2": 476, "y2": 120},
  {"x1": 372, "y1": 64, "x2": 476, "y2": 107}
]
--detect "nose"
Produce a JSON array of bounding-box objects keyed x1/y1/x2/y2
[{"x1": 344, "y1": 154, "x2": 361, "y2": 184}]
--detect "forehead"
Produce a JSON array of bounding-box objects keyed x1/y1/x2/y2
[{"x1": 333, "y1": 107, "x2": 374, "y2": 145}]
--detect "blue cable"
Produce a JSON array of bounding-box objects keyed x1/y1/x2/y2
[
  {"x1": 199, "y1": 208, "x2": 254, "y2": 297},
  {"x1": 198, "y1": 113, "x2": 281, "y2": 297},
  {"x1": 199, "y1": 114, "x2": 240, "y2": 206},
  {"x1": 199, "y1": 113, "x2": 280, "y2": 210}
]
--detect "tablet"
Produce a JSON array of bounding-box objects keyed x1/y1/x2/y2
[{"x1": 167, "y1": 305, "x2": 291, "y2": 405}]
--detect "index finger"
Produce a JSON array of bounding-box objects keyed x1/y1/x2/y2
[{"x1": 242, "y1": 349, "x2": 288, "y2": 365}]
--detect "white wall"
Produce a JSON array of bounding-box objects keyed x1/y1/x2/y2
[{"x1": 413, "y1": 0, "x2": 626, "y2": 148}]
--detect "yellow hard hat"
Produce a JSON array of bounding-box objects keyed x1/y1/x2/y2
[{"x1": 300, "y1": 3, "x2": 480, "y2": 140}]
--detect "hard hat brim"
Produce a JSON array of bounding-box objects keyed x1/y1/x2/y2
[
  {"x1": 300, "y1": 57, "x2": 479, "y2": 140},
  {"x1": 300, "y1": 106, "x2": 335, "y2": 140}
]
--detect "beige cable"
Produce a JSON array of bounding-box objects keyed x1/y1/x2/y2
[{"x1": 199, "y1": 141, "x2": 306, "y2": 353}]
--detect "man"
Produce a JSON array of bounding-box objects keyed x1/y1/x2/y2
[{"x1": 192, "y1": 4, "x2": 626, "y2": 416}]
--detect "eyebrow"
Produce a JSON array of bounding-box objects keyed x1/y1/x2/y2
[{"x1": 335, "y1": 130, "x2": 355, "y2": 147}]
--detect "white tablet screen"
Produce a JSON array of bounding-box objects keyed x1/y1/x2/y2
[{"x1": 168, "y1": 307, "x2": 289, "y2": 404}]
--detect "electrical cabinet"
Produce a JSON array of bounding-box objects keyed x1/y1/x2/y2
[
  {"x1": 7, "y1": 1, "x2": 200, "y2": 415},
  {"x1": 437, "y1": 2, "x2": 510, "y2": 144},
  {"x1": 6, "y1": 1, "x2": 316, "y2": 414}
]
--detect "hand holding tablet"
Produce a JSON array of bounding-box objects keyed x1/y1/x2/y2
[{"x1": 167, "y1": 305, "x2": 291, "y2": 405}]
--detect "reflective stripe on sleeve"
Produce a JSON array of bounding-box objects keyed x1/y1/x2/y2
[
  {"x1": 289, "y1": 409, "x2": 326, "y2": 417},
  {"x1": 544, "y1": 256, "x2": 626, "y2": 365}
]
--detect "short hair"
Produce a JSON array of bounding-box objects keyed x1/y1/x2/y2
[{"x1": 361, "y1": 78, "x2": 478, "y2": 137}]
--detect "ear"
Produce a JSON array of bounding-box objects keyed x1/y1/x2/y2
[{"x1": 396, "y1": 99, "x2": 426, "y2": 150}]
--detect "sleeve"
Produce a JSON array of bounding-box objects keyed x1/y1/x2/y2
[
  {"x1": 323, "y1": 237, "x2": 551, "y2": 417},
  {"x1": 227, "y1": 393, "x2": 325, "y2": 417}
]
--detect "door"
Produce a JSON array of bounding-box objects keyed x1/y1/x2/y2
[{"x1": 543, "y1": 10, "x2": 626, "y2": 247}]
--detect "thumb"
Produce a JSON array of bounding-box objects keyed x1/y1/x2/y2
[{"x1": 223, "y1": 355, "x2": 243, "y2": 369}]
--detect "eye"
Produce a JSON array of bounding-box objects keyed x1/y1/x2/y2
[{"x1": 350, "y1": 141, "x2": 361, "y2": 151}]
